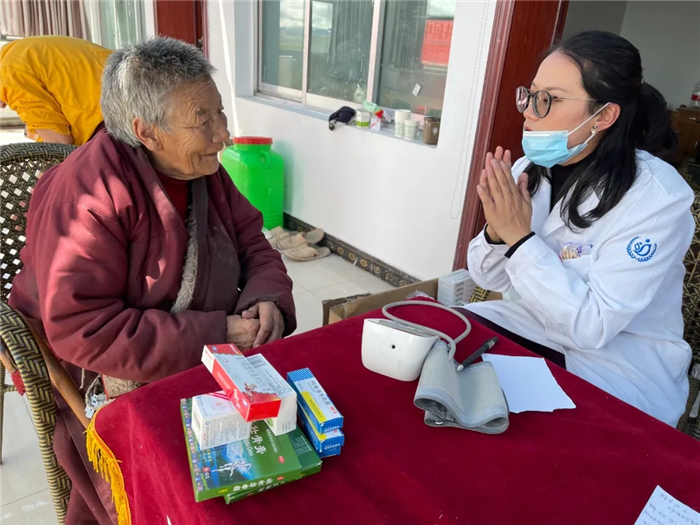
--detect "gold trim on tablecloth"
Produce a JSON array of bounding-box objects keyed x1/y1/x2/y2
[{"x1": 86, "y1": 407, "x2": 132, "y2": 525}]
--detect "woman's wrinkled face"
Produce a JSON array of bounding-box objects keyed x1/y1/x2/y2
[
  {"x1": 525, "y1": 51, "x2": 597, "y2": 149},
  {"x1": 153, "y1": 80, "x2": 229, "y2": 180}
]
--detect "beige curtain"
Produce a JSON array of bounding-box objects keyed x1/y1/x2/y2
[{"x1": 1, "y1": 0, "x2": 91, "y2": 40}]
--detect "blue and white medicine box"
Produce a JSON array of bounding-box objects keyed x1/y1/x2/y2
[
  {"x1": 287, "y1": 368, "x2": 344, "y2": 434},
  {"x1": 318, "y1": 443, "x2": 342, "y2": 458},
  {"x1": 298, "y1": 404, "x2": 345, "y2": 454}
]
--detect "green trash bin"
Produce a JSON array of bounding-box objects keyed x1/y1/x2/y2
[{"x1": 221, "y1": 137, "x2": 284, "y2": 229}]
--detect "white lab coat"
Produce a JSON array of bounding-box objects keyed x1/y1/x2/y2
[{"x1": 466, "y1": 151, "x2": 695, "y2": 426}]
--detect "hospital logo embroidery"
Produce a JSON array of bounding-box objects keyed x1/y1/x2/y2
[{"x1": 627, "y1": 236, "x2": 657, "y2": 262}]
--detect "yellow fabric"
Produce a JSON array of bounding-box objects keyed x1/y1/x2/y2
[
  {"x1": 0, "y1": 36, "x2": 112, "y2": 145},
  {"x1": 86, "y1": 407, "x2": 132, "y2": 525}
]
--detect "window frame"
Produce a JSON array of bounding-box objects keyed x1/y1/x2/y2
[
  {"x1": 255, "y1": 0, "x2": 444, "y2": 123},
  {"x1": 84, "y1": 0, "x2": 147, "y2": 50}
]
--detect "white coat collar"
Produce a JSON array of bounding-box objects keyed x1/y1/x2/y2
[{"x1": 535, "y1": 169, "x2": 601, "y2": 238}]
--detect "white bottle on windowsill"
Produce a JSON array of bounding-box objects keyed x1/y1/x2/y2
[{"x1": 691, "y1": 80, "x2": 700, "y2": 108}]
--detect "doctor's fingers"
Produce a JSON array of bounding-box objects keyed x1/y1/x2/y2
[
  {"x1": 491, "y1": 147, "x2": 512, "y2": 168},
  {"x1": 489, "y1": 160, "x2": 517, "y2": 201},
  {"x1": 517, "y1": 173, "x2": 531, "y2": 202},
  {"x1": 479, "y1": 167, "x2": 490, "y2": 189},
  {"x1": 487, "y1": 148, "x2": 505, "y2": 173},
  {"x1": 476, "y1": 184, "x2": 496, "y2": 211},
  {"x1": 484, "y1": 151, "x2": 494, "y2": 172},
  {"x1": 478, "y1": 168, "x2": 494, "y2": 202},
  {"x1": 485, "y1": 165, "x2": 506, "y2": 204}
]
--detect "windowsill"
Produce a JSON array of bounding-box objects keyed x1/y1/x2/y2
[{"x1": 240, "y1": 93, "x2": 438, "y2": 148}]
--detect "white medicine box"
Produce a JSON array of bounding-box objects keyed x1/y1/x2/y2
[{"x1": 191, "y1": 391, "x2": 251, "y2": 450}]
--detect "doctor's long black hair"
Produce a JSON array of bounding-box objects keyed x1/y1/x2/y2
[{"x1": 527, "y1": 31, "x2": 678, "y2": 230}]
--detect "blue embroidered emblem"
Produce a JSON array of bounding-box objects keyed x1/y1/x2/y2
[{"x1": 627, "y1": 236, "x2": 657, "y2": 262}]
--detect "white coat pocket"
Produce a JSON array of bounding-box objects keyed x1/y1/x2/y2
[{"x1": 561, "y1": 255, "x2": 593, "y2": 281}]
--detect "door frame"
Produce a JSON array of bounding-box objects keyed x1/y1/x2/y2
[
  {"x1": 452, "y1": 0, "x2": 569, "y2": 270},
  {"x1": 154, "y1": 0, "x2": 208, "y2": 56}
]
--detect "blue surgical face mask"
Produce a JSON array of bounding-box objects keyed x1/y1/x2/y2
[{"x1": 521, "y1": 103, "x2": 609, "y2": 168}]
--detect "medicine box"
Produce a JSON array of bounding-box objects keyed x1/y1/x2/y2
[
  {"x1": 191, "y1": 391, "x2": 251, "y2": 450},
  {"x1": 247, "y1": 354, "x2": 297, "y2": 435},
  {"x1": 202, "y1": 344, "x2": 281, "y2": 422},
  {"x1": 298, "y1": 404, "x2": 345, "y2": 454},
  {"x1": 287, "y1": 368, "x2": 343, "y2": 434}
]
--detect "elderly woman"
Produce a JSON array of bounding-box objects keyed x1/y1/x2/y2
[{"x1": 9, "y1": 38, "x2": 296, "y2": 524}]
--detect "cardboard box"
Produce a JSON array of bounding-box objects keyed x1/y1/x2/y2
[
  {"x1": 202, "y1": 344, "x2": 281, "y2": 422},
  {"x1": 191, "y1": 391, "x2": 251, "y2": 450},
  {"x1": 247, "y1": 354, "x2": 298, "y2": 436},
  {"x1": 324, "y1": 279, "x2": 439, "y2": 325},
  {"x1": 323, "y1": 278, "x2": 501, "y2": 325}
]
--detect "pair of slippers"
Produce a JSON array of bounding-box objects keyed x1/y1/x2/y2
[{"x1": 268, "y1": 227, "x2": 331, "y2": 261}]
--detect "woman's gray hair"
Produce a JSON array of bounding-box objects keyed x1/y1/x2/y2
[{"x1": 101, "y1": 37, "x2": 215, "y2": 147}]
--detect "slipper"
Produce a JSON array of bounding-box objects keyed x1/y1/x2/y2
[
  {"x1": 270, "y1": 228, "x2": 326, "y2": 250},
  {"x1": 268, "y1": 228, "x2": 293, "y2": 249},
  {"x1": 277, "y1": 233, "x2": 311, "y2": 250},
  {"x1": 301, "y1": 228, "x2": 325, "y2": 245},
  {"x1": 283, "y1": 245, "x2": 331, "y2": 261},
  {"x1": 269, "y1": 226, "x2": 287, "y2": 238}
]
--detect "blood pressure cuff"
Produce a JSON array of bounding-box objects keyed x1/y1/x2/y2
[{"x1": 414, "y1": 343, "x2": 509, "y2": 435}]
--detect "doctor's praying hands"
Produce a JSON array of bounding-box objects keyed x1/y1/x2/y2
[{"x1": 476, "y1": 147, "x2": 533, "y2": 247}]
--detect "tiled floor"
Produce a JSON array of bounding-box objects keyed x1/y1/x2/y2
[
  {"x1": 287, "y1": 254, "x2": 394, "y2": 334},
  {"x1": 0, "y1": 245, "x2": 393, "y2": 524}
]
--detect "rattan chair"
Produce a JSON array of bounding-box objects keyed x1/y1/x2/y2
[
  {"x1": 467, "y1": 189, "x2": 700, "y2": 440},
  {"x1": 0, "y1": 142, "x2": 78, "y2": 524},
  {"x1": 0, "y1": 303, "x2": 75, "y2": 524},
  {"x1": 678, "y1": 190, "x2": 700, "y2": 439}
]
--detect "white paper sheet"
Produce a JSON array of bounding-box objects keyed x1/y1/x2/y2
[
  {"x1": 481, "y1": 354, "x2": 576, "y2": 413},
  {"x1": 635, "y1": 486, "x2": 700, "y2": 525}
]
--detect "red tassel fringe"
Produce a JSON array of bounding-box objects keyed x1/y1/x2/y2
[{"x1": 10, "y1": 370, "x2": 26, "y2": 396}]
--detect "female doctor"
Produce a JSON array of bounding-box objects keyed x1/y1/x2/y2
[{"x1": 466, "y1": 31, "x2": 694, "y2": 427}]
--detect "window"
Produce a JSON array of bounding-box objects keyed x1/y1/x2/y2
[
  {"x1": 258, "y1": 0, "x2": 455, "y2": 117},
  {"x1": 260, "y1": 0, "x2": 305, "y2": 92},
  {"x1": 84, "y1": 0, "x2": 147, "y2": 50}
]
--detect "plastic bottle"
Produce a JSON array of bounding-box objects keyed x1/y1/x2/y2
[
  {"x1": 691, "y1": 80, "x2": 700, "y2": 108},
  {"x1": 220, "y1": 137, "x2": 284, "y2": 229}
]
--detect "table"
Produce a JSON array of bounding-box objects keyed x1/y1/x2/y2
[{"x1": 91, "y1": 304, "x2": 700, "y2": 525}]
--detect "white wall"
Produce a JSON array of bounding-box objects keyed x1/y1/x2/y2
[
  {"x1": 208, "y1": 0, "x2": 496, "y2": 280},
  {"x1": 620, "y1": 1, "x2": 700, "y2": 109},
  {"x1": 562, "y1": 1, "x2": 628, "y2": 40}
]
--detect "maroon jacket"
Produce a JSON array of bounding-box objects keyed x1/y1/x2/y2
[{"x1": 10, "y1": 130, "x2": 296, "y2": 383}]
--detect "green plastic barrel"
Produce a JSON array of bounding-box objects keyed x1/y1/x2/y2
[{"x1": 221, "y1": 137, "x2": 284, "y2": 229}]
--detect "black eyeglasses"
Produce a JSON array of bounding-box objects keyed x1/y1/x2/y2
[{"x1": 516, "y1": 86, "x2": 596, "y2": 118}]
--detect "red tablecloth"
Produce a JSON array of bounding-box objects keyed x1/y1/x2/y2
[{"x1": 92, "y1": 305, "x2": 700, "y2": 525}]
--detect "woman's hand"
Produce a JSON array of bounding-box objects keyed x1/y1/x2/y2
[
  {"x1": 226, "y1": 315, "x2": 261, "y2": 350},
  {"x1": 481, "y1": 148, "x2": 510, "y2": 243},
  {"x1": 242, "y1": 301, "x2": 285, "y2": 348},
  {"x1": 476, "y1": 147, "x2": 533, "y2": 246}
]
